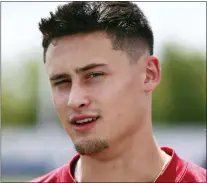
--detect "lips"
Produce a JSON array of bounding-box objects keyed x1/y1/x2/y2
[
  {"x1": 70, "y1": 115, "x2": 100, "y2": 132},
  {"x1": 70, "y1": 115, "x2": 100, "y2": 125}
]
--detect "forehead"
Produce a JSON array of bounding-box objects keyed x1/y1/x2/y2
[{"x1": 45, "y1": 32, "x2": 129, "y2": 76}]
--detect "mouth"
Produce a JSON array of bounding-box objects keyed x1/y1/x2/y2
[
  {"x1": 71, "y1": 116, "x2": 100, "y2": 132},
  {"x1": 72, "y1": 116, "x2": 100, "y2": 125}
]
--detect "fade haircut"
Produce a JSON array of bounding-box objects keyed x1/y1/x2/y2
[{"x1": 39, "y1": 1, "x2": 154, "y2": 63}]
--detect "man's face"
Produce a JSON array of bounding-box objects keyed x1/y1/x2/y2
[{"x1": 45, "y1": 32, "x2": 160, "y2": 156}]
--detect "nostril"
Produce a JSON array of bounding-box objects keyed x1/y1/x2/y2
[{"x1": 79, "y1": 104, "x2": 85, "y2": 108}]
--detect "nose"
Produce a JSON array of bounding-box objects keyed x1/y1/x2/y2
[{"x1": 67, "y1": 84, "x2": 90, "y2": 110}]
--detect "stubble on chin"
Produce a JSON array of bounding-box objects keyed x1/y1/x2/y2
[{"x1": 74, "y1": 138, "x2": 109, "y2": 155}]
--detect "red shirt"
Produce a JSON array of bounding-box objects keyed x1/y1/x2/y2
[{"x1": 28, "y1": 147, "x2": 206, "y2": 182}]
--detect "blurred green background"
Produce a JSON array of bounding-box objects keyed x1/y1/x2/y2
[{"x1": 1, "y1": 2, "x2": 206, "y2": 182}]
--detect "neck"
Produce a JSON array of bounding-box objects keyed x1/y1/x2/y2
[{"x1": 76, "y1": 123, "x2": 170, "y2": 182}]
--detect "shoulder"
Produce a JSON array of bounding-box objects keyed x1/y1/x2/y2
[
  {"x1": 181, "y1": 160, "x2": 206, "y2": 182},
  {"x1": 158, "y1": 147, "x2": 206, "y2": 183},
  {"x1": 27, "y1": 163, "x2": 72, "y2": 182},
  {"x1": 27, "y1": 154, "x2": 80, "y2": 182}
]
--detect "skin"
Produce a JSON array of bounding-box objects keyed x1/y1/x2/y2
[{"x1": 45, "y1": 32, "x2": 171, "y2": 182}]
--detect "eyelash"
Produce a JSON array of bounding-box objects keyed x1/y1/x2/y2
[
  {"x1": 86, "y1": 72, "x2": 103, "y2": 79},
  {"x1": 54, "y1": 72, "x2": 104, "y2": 86},
  {"x1": 54, "y1": 80, "x2": 71, "y2": 86}
]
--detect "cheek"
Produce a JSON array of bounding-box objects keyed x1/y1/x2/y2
[
  {"x1": 52, "y1": 90, "x2": 69, "y2": 115},
  {"x1": 103, "y1": 76, "x2": 142, "y2": 106},
  {"x1": 101, "y1": 75, "x2": 143, "y2": 122}
]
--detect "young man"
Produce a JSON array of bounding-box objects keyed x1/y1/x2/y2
[{"x1": 30, "y1": 2, "x2": 206, "y2": 182}]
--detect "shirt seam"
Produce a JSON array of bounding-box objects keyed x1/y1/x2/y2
[{"x1": 176, "y1": 162, "x2": 188, "y2": 182}]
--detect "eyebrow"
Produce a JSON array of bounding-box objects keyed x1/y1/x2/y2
[
  {"x1": 49, "y1": 73, "x2": 69, "y2": 81},
  {"x1": 75, "y1": 63, "x2": 106, "y2": 73},
  {"x1": 49, "y1": 63, "x2": 106, "y2": 81}
]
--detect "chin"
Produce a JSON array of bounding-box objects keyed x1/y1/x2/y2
[{"x1": 73, "y1": 137, "x2": 109, "y2": 156}]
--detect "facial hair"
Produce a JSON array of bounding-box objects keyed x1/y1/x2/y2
[{"x1": 74, "y1": 138, "x2": 109, "y2": 155}]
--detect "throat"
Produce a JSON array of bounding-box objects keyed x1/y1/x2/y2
[{"x1": 74, "y1": 157, "x2": 154, "y2": 182}]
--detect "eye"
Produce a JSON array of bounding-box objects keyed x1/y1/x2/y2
[
  {"x1": 87, "y1": 72, "x2": 103, "y2": 79},
  {"x1": 54, "y1": 80, "x2": 71, "y2": 86}
]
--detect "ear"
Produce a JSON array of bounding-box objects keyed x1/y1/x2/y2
[{"x1": 144, "y1": 56, "x2": 161, "y2": 92}]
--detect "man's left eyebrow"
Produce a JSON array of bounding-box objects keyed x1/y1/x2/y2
[{"x1": 75, "y1": 63, "x2": 106, "y2": 73}]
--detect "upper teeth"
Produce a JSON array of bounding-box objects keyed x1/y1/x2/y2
[{"x1": 75, "y1": 118, "x2": 97, "y2": 124}]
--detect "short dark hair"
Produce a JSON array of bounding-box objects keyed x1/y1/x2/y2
[{"x1": 39, "y1": 1, "x2": 154, "y2": 63}]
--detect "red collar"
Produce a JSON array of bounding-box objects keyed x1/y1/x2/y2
[{"x1": 155, "y1": 147, "x2": 187, "y2": 182}]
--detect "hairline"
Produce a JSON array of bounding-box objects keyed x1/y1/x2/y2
[{"x1": 43, "y1": 31, "x2": 150, "y2": 63}]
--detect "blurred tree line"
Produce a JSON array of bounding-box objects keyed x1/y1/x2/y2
[
  {"x1": 2, "y1": 43, "x2": 206, "y2": 128},
  {"x1": 2, "y1": 58, "x2": 39, "y2": 127},
  {"x1": 152, "y1": 43, "x2": 206, "y2": 125}
]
